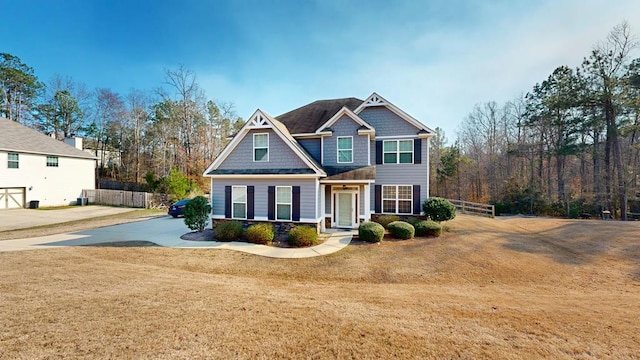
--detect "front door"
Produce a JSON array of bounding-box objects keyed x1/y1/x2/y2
[{"x1": 336, "y1": 192, "x2": 354, "y2": 228}]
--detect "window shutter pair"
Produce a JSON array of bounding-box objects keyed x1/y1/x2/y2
[
  {"x1": 375, "y1": 139, "x2": 421, "y2": 164},
  {"x1": 225, "y1": 185, "x2": 254, "y2": 219},
  {"x1": 267, "y1": 186, "x2": 300, "y2": 221},
  {"x1": 374, "y1": 184, "x2": 421, "y2": 214}
]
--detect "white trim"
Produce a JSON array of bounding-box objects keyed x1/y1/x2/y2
[
  {"x1": 363, "y1": 183, "x2": 371, "y2": 222},
  {"x1": 315, "y1": 106, "x2": 375, "y2": 134},
  {"x1": 231, "y1": 185, "x2": 247, "y2": 220},
  {"x1": 381, "y1": 184, "x2": 413, "y2": 215},
  {"x1": 382, "y1": 139, "x2": 414, "y2": 165},
  {"x1": 213, "y1": 215, "x2": 322, "y2": 223},
  {"x1": 320, "y1": 136, "x2": 324, "y2": 165},
  {"x1": 320, "y1": 184, "x2": 326, "y2": 232},
  {"x1": 336, "y1": 136, "x2": 353, "y2": 164},
  {"x1": 375, "y1": 135, "x2": 421, "y2": 139},
  {"x1": 354, "y1": 92, "x2": 435, "y2": 135},
  {"x1": 367, "y1": 138, "x2": 371, "y2": 166},
  {"x1": 210, "y1": 174, "x2": 321, "y2": 179},
  {"x1": 334, "y1": 189, "x2": 358, "y2": 229},
  {"x1": 320, "y1": 179, "x2": 375, "y2": 184},
  {"x1": 291, "y1": 133, "x2": 322, "y2": 138},
  {"x1": 252, "y1": 133, "x2": 269, "y2": 162},
  {"x1": 203, "y1": 109, "x2": 326, "y2": 177},
  {"x1": 275, "y1": 186, "x2": 292, "y2": 221}
]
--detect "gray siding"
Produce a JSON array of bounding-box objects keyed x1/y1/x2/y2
[
  {"x1": 212, "y1": 178, "x2": 318, "y2": 220},
  {"x1": 298, "y1": 138, "x2": 321, "y2": 163},
  {"x1": 358, "y1": 107, "x2": 421, "y2": 137},
  {"x1": 218, "y1": 129, "x2": 310, "y2": 170},
  {"x1": 370, "y1": 138, "x2": 429, "y2": 211},
  {"x1": 322, "y1": 115, "x2": 369, "y2": 167}
]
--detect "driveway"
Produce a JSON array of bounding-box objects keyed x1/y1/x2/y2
[
  {"x1": 0, "y1": 206, "x2": 137, "y2": 232},
  {"x1": 0, "y1": 216, "x2": 353, "y2": 258}
]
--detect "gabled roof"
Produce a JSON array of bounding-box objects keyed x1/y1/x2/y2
[
  {"x1": 315, "y1": 106, "x2": 375, "y2": 134},
  {"x1": 203, "y1": 109, "x2": 326, "y2": 177},
  {"x1": 0, "y1": 118, "x2": 96, "y2": 159},
  {"x1": 354, "y1": 92, "x2": 436, "y2": 135},
  {"x1": 276, "y1": 97, "x2": 363, "y2": 134}
]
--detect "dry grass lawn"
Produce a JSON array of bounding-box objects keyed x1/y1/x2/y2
[{"x1": 1, "y1": 214, "x2": 639, "y2": 359}]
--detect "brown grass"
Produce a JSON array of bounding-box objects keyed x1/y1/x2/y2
[{"x1": 1, "y1": 215, "x2": 639, "y2": 359}]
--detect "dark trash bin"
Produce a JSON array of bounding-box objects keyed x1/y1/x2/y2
[
  {"x1": 77, "y1": 197, "x2": 88, "y2": 206},
  {"x1": 29, "y1": 200, "x2": 40, "y2": 209}
]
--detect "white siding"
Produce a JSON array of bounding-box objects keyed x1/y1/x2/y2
[{"x1": 0, "y1": 151, "x2": 95, "y2": 207}]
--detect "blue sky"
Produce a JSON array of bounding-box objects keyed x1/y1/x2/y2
[{"x1": 3, "y1": 0, "x2": 639, "y2": 140}]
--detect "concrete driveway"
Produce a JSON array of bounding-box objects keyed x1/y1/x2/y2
[
  {"x1": 0, "y1": 216, "x2": 353, "y2": 258},
  {"x1": 0, "y1": 206, "x2": 137, "y2": 232}
]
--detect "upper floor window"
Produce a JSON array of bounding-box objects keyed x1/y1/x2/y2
[
  {"x1": 46, "y1": 156, "x2": 59, "y2": 167},
  {"x1": 276, "y1": 186, "x2": 292, "y2": 221},
  {"x1": 232, "y1": 186, "x2": 247, "y2": 219},
  {"x1": 382, "y1": 185, "x2": 412, "y2": 214},
  {"x1": 253, "y1": 133, "x2": 269, "y2": 162},
  {"x1": 8, "y1": 153, "x2": 19, "y2": 169},
  {"x1": 383, "y1": 140, "x2": 413, "y2": 164},
  {"x1": 337, "y1": 136, "x2": 353, "y2": 163}
]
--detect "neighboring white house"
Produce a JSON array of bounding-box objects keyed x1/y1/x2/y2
[{"x1": 0, "y1": 118, "x2": 97, "y2": 209}]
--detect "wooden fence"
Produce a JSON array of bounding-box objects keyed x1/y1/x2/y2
[
  {"x1": 446, "y1": 199, "x2": 495, "y2": 218},
  {"x1": 82, "y1": 189, "x2": 150, "y2": 208}
]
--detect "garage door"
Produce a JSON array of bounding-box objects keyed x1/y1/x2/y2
[{"x1": 0, "y1": 188, "x2": 25, "y2": 209}]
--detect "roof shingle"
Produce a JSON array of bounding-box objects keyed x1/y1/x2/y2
[
  {"x1": 0, "y1": 118, "x2": 96, "y2": 159},
  {"x1": 275, "y1": 97, "x2": 363, "y2": 134}
]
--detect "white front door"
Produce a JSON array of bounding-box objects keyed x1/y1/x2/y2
[{"x1": 336, "y1": 192, "x2": 354, "y2": 228}]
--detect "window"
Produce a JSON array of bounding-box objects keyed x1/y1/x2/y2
[
  {"x1": 232, "y1": 186, "x2": 246, "y2": 219},
  {"x1": 253, "y1": 133, "x2": 269, "y2": 162},
  {"x1": 46, "y1": 156, "x2": 59, "y2": 167},
  {"x1": 8, "y1": 153, "x2": 19, "y2": 169},
  {"x1": 276, "y1": 186, "x2": 292, "y2": 221},
  {"x1": 382, "y1": 185, "x2": 412, "y2": 214},
  {"x1": 383, "y1": 140, "x2": 413, "y2": 164},
  {"x1": 337, "y1": 136, "x2": 353, "y2": 163}
]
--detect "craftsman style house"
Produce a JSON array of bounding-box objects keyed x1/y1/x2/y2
[{"x1": 203, "y1": 93, "x2": 434, "y2": 232}]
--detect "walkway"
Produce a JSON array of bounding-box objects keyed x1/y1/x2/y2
[{"x1": 0, "y1": 216, "x2": 354, "y2": 258}]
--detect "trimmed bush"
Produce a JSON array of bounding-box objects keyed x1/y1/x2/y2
[
  {"x1": 246, "y1": 223, "x2": 275, "y2": 245},
  {"x1": 387, "y1": 221, "x2": 415, "y2": 239},
  {"x1": 405, "y1": 217, "x2": 421, "y2": 226},
  {"x1": 287, "y1": 226, "x2": 319, "y2": 247},
  {"x1": 415, "y1": 220, "x2": 442, "y2": 237},
  {"x1": 358, "y1": 221, "x2": 385, "y2": 243},
  {"x1": 183, "y1": 196, "x2": 211, "y2": 232},
  {"x1": 375, "y1": 214, "x2": 400, "y2": 229},
  {"x1": 214, "y1": 221, "x2": 243, "y2": 242},
  {"x1": 422, "y1": 197, "x2": 456, "y2": 222}
]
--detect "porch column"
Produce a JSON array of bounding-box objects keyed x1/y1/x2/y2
[
  {"x1": 320, "y1": 184, "x2": 326, "y2": 232},
  {"x1": 363, "y1": 184, "x2": 371, "y2": 222}
]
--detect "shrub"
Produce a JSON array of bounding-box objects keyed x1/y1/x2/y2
[
  {"x1": 246, "y1": 223, "x2": 275, "y2": 245},
  {"x1": 358, "y1": 222, "x2": 385, "y2": 243},
  {"x1": 414, "y1": 220, "x2": 442, "y2": 237},
  {"x1": 375, "y1": 214, "x2": 399, "y2": 229},
  {"x1": 183, "y1": 196, "x2": 211, "y2": 232},
  {"x1": 214, "y1": 221, "x2": 243, "y2": 242},
  {"x1": 405, "y1": 217, "x2": 421, "y2": 226},
  {"x1": 422, "y1": 197, "x2": 456, "y2": 222},
  {"x1": 287, "y1": 226, "x2": 318, "y2": 247},
  {"x1": 387, "y1": 221, "x2": 415, "y2": 240}
]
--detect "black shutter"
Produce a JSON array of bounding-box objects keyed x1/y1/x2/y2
[
  {"x1": 413, "y1": 185, "x2": 421, "y2": 214},
  {"x1": 374, "y1": 185, "x2": 382, "y2": 213},
  {"x1": 292, "y1": 186, "x2": 301, "y2": 221},
  {"x1": 267, "y1": 186, "x2": 275, "y2": 220},
  {"x1": 224, "y1": 186, "x2": 232, "y2": 218},
  {"x1": 414, "y1": 139, "x2": 422, "y2": 164},
  {"x1": 247, "y1": 186, "x2": 255, "y2": 219},
  {"x1": 376, "y1": 141, "x2": 383, "y2": 164}
]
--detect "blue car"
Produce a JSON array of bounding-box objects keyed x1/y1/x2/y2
[{"x1": 168, "y1": 199, "x2": 191, "y2": 218}]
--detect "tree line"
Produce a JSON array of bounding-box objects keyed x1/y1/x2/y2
[
  {"x1": 431, "y1": 22, "x2": 640, "y2": 220},
  {"x1": 1, "y1": 57, "x2": 244, "y2": 193}
]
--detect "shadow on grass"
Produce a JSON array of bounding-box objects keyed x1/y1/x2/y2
[{"x1": 81, "y1": 241, "x2": 160, "y2": 247}]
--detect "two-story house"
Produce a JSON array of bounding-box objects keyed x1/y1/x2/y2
[{"x1": 203, "y1": 93, "x2": 434, "y2": 233}]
